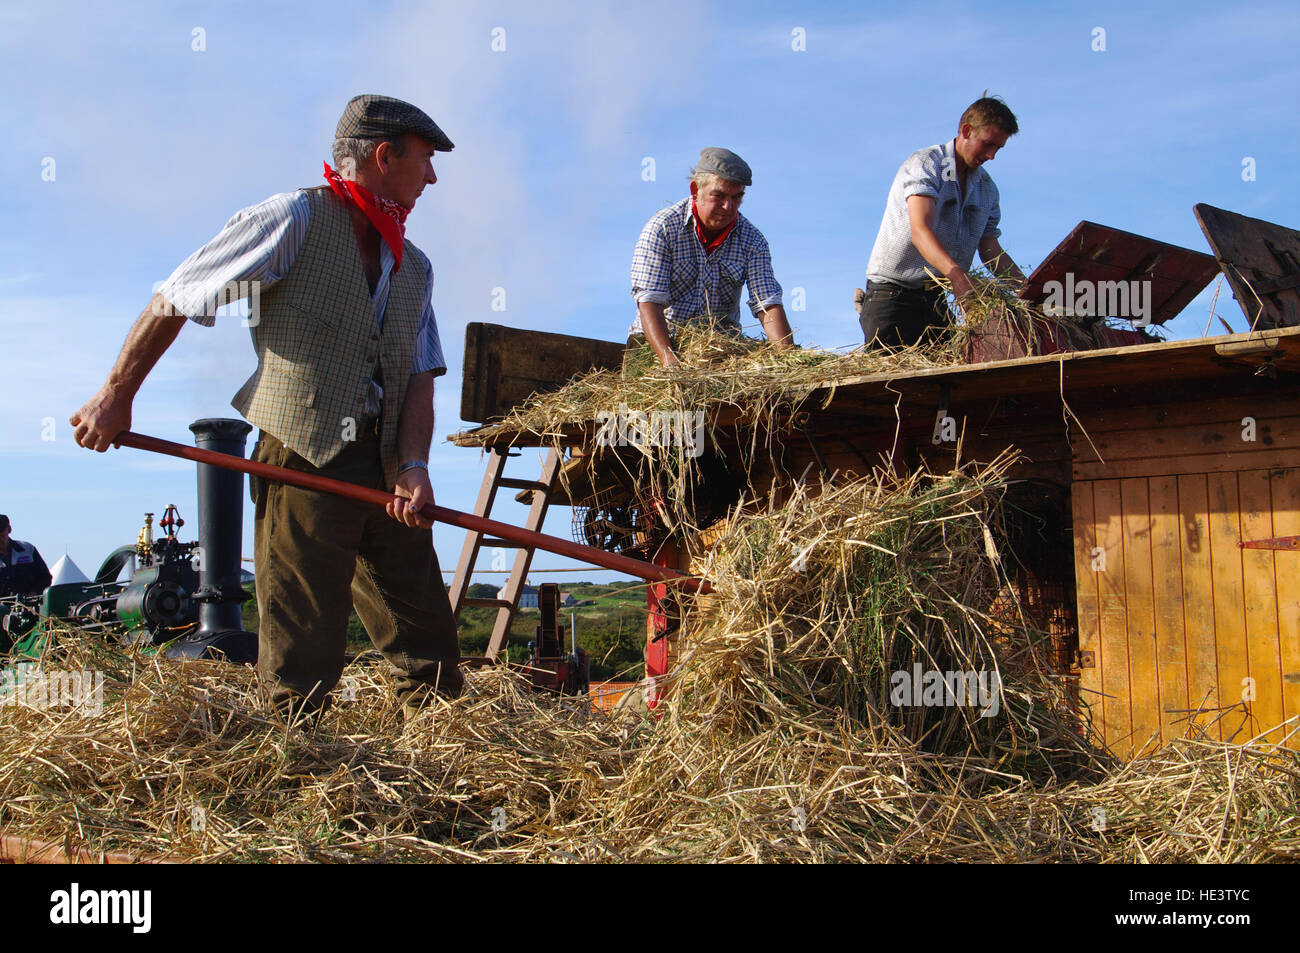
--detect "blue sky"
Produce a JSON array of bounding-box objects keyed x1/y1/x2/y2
[{"x1": 1, "y1": 0, "x2": 1297, "y2": 585}]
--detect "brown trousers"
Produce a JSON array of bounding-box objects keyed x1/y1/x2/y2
[{"x1": 250, "y1": 425, "x2": 461, "y2": 715}]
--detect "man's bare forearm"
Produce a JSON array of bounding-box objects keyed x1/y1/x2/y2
[
  {"x1": 637, "y1": 301, "x2": 679, "y2": 367},
  {"x1": 905, "y1": 196, "x2": 962, "y2": 279},
  {"x1": 397, "y1": 371, "x2": 435, "y2": 464},
  {"x1": 387, "y1": 369, "x2": 439, "y2": 527},
  {"x1": 979, "y1": 237, "x2": 1026, "y2": 285},
  {"x1": 71, "y1": 293, "x2": 188, "y2": 451},
  {"x1": 105, "y1": 294, "x2": 187, "y2": 395},
  {"x1": 758, "y1": 303, "x2": 794, "y2": 349},
  {"x1": 388, "y1": 371, "x2": 437, "y2": 526},
  {"x1": 905, "y1": 194, "x2": 978, "y2": 300}
]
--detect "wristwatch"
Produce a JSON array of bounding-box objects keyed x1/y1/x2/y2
[{"x1": 396, "y1": 460, "x2": 429, "y2": 475}]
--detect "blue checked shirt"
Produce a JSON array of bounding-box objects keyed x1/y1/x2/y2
[
  {"x1": 629, "y1": 198, "x2": 783, "y2": 335},
  {"x1": 159, "y1": 191, "x2": 446, "y2": 413},
  {"x1": 866, "y1": 139, "x2": 1002, "y2": 290}
]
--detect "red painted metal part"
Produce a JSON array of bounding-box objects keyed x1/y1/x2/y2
[
  {"x1": 0, "y1": 833, "x2": 166, "y2": 864},
  {"x1": 644, "y1": 541, "x2": 678, "y2": 710},
  {"x1": 115, "y1": 431, "x2": 711, "y2": 593},
  {"x1": 1240, "y1": 535, "x2": 1300, "y2": 551}
]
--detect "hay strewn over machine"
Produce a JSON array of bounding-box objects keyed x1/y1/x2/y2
[
  {"x1": 6, "y1": 270, "x2": 1297, "y2": 863},
  {"x1": 460, "y1": 282, "x2": 1146, "y2": 602},
  {"x1": 3, "y1": 463, "x2": 1296, "y2": 862}
]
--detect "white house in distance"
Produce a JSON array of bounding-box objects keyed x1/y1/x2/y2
[{"x1": 496, "y1": 584, "x2": 580, "y2": 610}]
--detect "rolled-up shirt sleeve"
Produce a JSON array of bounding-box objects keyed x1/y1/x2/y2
[
  {"x1": 630, "y1": 219, "x2": 672, "y2": 305},
  {"x1": 745, "y1": 231, "x2": 783, "y2": 316},
  {"x1": 158, "y1": 191, "x2": 308, "y2": 326},
  {"x1": 411, "y1": 254, "x2": 447, "y2": 377},
  {"x1": 899, "y1": 151, "x2": 943, "y2": 202}
]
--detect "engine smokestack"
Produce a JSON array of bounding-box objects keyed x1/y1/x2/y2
[{"x1": 165, "y1": 418, "x2": 257, "y2": 663}]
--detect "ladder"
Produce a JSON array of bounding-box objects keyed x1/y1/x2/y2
[{"x1": 448, "y1": 445, "x2": 562, "y2": 660}]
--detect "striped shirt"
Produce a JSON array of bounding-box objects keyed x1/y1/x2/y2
[
  {"x1": 866, "y1": 139, "x2": 1002, "y2": 289},
  {"x1": 629, "y1": 197, "x2": 783, "y2": 335},
  {"x1": 159, "y1": 191, "x2": 447, "y2": 394}
]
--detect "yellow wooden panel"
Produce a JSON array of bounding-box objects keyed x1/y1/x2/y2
[
  {"x1": 1073, "y1": 446, "x2": 1300, "y2": 481},
  {"x1": 1079, "y1": 414, "x2": 1300, "y2": 461},
  {"x1": 1071, "y1": 483, "x2": 1103, "y2": 742},
  {"x1": 1178, "y1": 475, "x2": 1220, "y2": 741},
  {"x1": 1208, "y1": 473, "x2": 1252, "y2": 744},
  {"x1": 1148, "y1": 475, "x2": 1189, "y2": 746},
  {"x1": 1093, "y1": 480, "x2": 1132, "y2": 755},
  {"x1": 1121, "y1": 478, "x2": 1162, "y2": 756},
  {"x1": 1268, "y1": 468, "x2": 1300, "y2": 748},
  {"x1": 1239, "y1": 469, "x2": 1285, "y2": 746},
  {"x1": 1074, "y1": 392, "x2": 1300, "y2": 435}
]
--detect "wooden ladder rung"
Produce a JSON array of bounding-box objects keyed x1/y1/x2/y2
[
  {"x1": 498, "y1": 477, "x2": 549, "y2": 492},
  {"x1": 463, "y1": 597, "x2": 515, "y2": 610},
  {"x1": 481, "y1": 537, "x2": 526, "y2": 549},
  {"x1": 448, "y1": 447, "x2": 562, "y2": 662}
]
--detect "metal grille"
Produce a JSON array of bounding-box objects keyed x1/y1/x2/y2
[{"x1": 572, "y1": 484, "x2": 651, "y2": 554}]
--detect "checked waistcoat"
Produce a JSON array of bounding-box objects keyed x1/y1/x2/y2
[{"x1": 231, "y1": 186, "x2": 426, "y2": 488}]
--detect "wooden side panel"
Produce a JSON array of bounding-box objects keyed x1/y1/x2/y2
[
  {"x1": 1148, "y1": 475, "x2": 1190, "y2": 746},
  {"x1": 1086, "y1": 416, "x2": 1300, "y2": 459},
  {"x1": 1195, "y1": 203, "x2": 1300, "y2": 329},
  {"x1": 1075, "y1": 391, "x2": 1300, "y2": 435},
  {"x1": 1076, "y1": 448, "x2": 1300, "y2": 481},
  {"x1": 1072, "y1": 483, "x2": 1102, "y2": 739},
  {"x1": 1120, "y1": 478, "x2": 1162, "y2": 756},
  {"x1": 1239, "y1": 470, "x2": 1284, "y2": 744},
  {"x1": 1208, "y1": 473, "x2": 1251, "y2": 743},
  {"x1": 1178, "y1": 474, "x2": 1220, "y2": 740},
  {"x1": 1072, "y1": 413, "x2": 1300, "y2": 481},
  {"x1": 1271, "y1": 468, "x2": 1300, "y2": 745},
  {"x1": 1024, "y1": 219, "x2": 1219, "y2": 325},
  {"x1": 1093, "y1": 481, "x2": 1132, "y2": 754},
  {"x1": 461, "y1": 323, "x2": 625, "y2": 424}
]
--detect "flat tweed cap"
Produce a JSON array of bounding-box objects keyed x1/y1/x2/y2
[
  {"x1": 695, "y1": 147, "x2": 751, "y2": 186},
  {"x1": 336, "y1": 94, "x2": 455, "y2": 152}
]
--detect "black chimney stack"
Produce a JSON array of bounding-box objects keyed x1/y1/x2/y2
[{"x1": 165, "y1": 418, "x2": 257, "y2": 663}]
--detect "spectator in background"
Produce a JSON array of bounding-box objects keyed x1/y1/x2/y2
[{"x1": 0, "y1": 514, "x2": 52, "y2": 597}]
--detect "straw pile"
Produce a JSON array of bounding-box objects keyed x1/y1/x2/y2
[
  {"x1": 2, "y1": 461, "x2": 1297, "y2": 863},
  {"x1": 473, "y1": 273, "x2": 1110, "y2": 449},
  {"x1": 3, "y1": 284, "x2": 1287, "y2": 862},
  {"x1": 468, "y1": 274, "x2": 1145, "y2": 538},
  {"x1": 671, "y1": 460, "x2": 1093, "y2": 772}
]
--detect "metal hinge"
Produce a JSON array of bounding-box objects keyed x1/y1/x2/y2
[{"x1": 1240, "y1": 535, "x2": 1300, "y2": 551}]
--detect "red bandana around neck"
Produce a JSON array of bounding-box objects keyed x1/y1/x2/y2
[
  {"x1": 323, "y1": 162, "x2": 411, "y2": 271},
  {"x1": 692, "y1": 198, "x2": 737, "y2": 256}
]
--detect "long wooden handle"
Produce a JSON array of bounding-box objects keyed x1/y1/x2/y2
[{"x1": 115, "y1": 431, "x2": 711, "y2": 593}]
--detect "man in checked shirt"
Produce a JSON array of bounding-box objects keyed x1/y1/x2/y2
[
  {"x1": 630, "y1": 148, "x2": 795, "y2": 367},
  {"x1": 70, "y1": 95, "x2": 462, "y2": 720}
]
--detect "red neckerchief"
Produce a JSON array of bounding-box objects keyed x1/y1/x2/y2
[
  {"x1": 692, "y1": 199, "x2": 736, "y2": 255},
  {"x1": 323, "y1": 162, "x2": 410, "y2": 270}
]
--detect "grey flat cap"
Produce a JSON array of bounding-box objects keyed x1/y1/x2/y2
[
  {"x1": 336, "y1": 94, "x2": 455, "y2": 152},
  {"x1": 694, "y1": 147, "x2": 751, "y2": 186}
]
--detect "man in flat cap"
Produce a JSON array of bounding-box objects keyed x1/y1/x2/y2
[
  {"x1": 630, "y1": 148, "x2": 794, "y2": 367},
  {"x1": 857, "y1": 95, "x2": 1026, "y2": 348},
  {"x1": 71, "y1": 94, "x2": 462, "y2": 719},
  {"x1": 0, "y1": 515, "x2": 52, "y2": 599}
]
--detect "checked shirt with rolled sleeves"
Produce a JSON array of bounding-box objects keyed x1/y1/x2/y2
[{"x1": 629, "y1": 197, "x2": 783, "y2": 336}]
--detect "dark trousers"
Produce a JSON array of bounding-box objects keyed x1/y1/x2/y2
[
  {"x1": 860, "y1": 281, "x2": 951, "y2": 348},
  {"x1": 250, "y1": 427, "x2": 462, "y2": 715}
]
